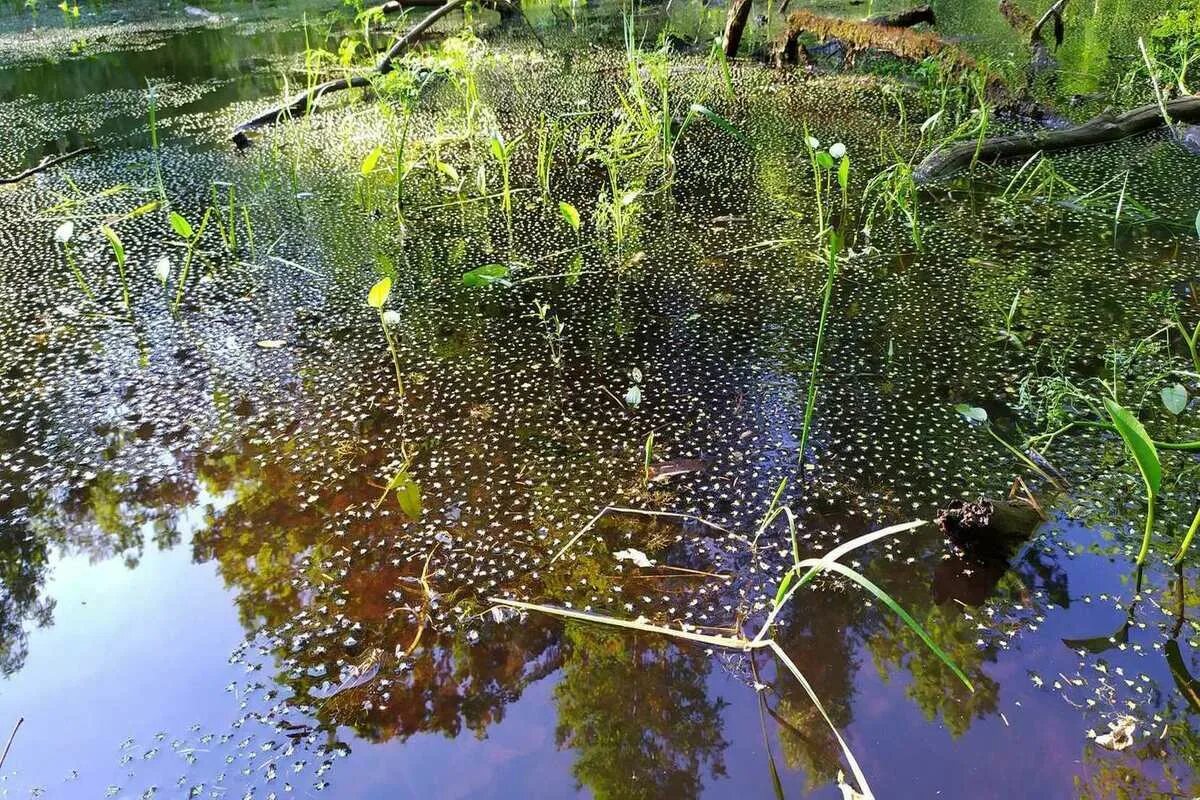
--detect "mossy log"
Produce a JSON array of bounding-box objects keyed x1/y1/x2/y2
[
  {"x1": 915, "y1": 96, "x2": 1200, "y2": 182},
  {"x1": 774, "y1": 8, "x2": 971, "y2": 69}
]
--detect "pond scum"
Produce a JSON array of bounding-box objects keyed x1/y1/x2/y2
[{"x1": 0, "y1": 0, "x2": 1198, "y2": 796}]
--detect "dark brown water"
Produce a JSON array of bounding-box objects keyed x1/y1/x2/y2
[{"x1": 0, "y1": 1, "x2": 1198, "y2": 798}]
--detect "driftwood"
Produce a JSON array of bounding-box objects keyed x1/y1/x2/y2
[
  {"x1": 915, "y1": 95, "x2": 1200, "y2": 182},
  {"x1": 722, "y1": 0, "x2": 754, "y2": 58},
  {"x1": 232, "y1": 0, "x2": 475, "y2": 145},
  {"x1": 1, "y1": 145, "x2": 98, "y2": 184}
]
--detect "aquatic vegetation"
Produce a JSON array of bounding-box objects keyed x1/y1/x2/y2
[
  {"x1": 53, "y1": 220, "x2": 94, "y2": 300},
  {"x1": 99, "y1": 224, "x2": 131, "y2": 317},
  {"x1": 368, "y1": 276, "x2": 406, "y2": 401},
  {"x1": 1105, "y1": 396, "x2": 1163, "y2": 567},
  {"x1": 531, "y1": 299, "x2": 566, "y2": 366},
  {"x1": 493, "y1": 515, "x2": 971, "y2": 799},
  {"x1": 145, "y1": 80, "x2": 167, "y2": 204},
  {"x1": 169, "y1": 208, "x2": 212, "y2": 311},
  {"x1": 487, "y1": 129, "x2": 522, "y2": 230}
]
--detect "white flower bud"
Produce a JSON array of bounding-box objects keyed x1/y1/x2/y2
[
  {"x1": 829, "y1": 142, "x2": 847, "y2": 159},
  {"x1": 153, "y1": 256, "x2": 171, "y2": 285},
  {"x1": 382, "y1": 310, "x2": 401, "y2": 326},
  {"x1": 54, "y1": 220, "x2": 75, "y2": 244}
]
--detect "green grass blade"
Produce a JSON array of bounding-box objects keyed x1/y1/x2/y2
[
  {"x1": 1174, "y1": 506, "x2": 1200, "y2": 565},
  {"x1": 796, "y1": 558, "x2": 973, "y2": 691}
]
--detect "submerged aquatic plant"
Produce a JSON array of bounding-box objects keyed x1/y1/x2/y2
[{"x1": 146, "y1": 80, "x2": 167, "y2": 204}]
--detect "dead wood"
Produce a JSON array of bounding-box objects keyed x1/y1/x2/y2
[
  {"x1": 915, "y1": 95, "x2": 1200, "y2": 182},
  {"x1": 773, "y1": 9, "x2": 972, "y2": 70},
  {"x1": 722, "y1": 0, "x2": 754, "y2": 58},
  {"x1": 1, "y1": 145, "x2": 98, "y2": 184}
]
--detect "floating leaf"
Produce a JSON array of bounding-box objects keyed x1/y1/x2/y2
[
  {"x1": 1162, "y1": 383, "x2": 1188, "y2": 415},
  {"x1": 462, "y1": 264, "x2": 510, "y2": 287},
  {"x1": 367, "y1": 277, "x2": 392, "y2": 309},
  {"x1": 169, "y1": 211, "x2": 193, "y2": 240},
  {"x1": 1103, "y1": 397, "x2": 1161, "y2": 495},
  {"x1": 558, "y1": 201, "x2": 580, "y2": 232},
  {"x1": 360, "y1": 145, "x2": 384, "y2": 176},
  {"x1": 954, "y1": 403, "x2": 988, "y2": 423}
]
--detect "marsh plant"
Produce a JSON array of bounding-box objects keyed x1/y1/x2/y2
[
  {"x1": 368, "y1": 277, "x2": 406, "y2": 401},
  {"x1": 531, "y1": 299, "x2": 565, "y2": 367},
  {"x1": 99, "y1": 225, "x2": 131, "y2": 318},
  {"x1": 146, "y1": 80, "x2": 167, "y2": 204},
  {"x1": 53, "y1": 220, "x2": 95, "y2": 301},
  {"x1": 491, "y1": 511, "x2": 971, "y2": 800},
  {"x1": 169, "y1": 209, "x2": 212, "y2": 312},
  {"x1": 487, "y1": 130, "x2": 523, "y2": 231}
]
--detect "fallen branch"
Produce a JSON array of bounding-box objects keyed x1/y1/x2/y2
[
  {"x1": 1, "y1": 146, "x2": 98, "y2": 184},
  {"x1": 915, "y1": 95, "x2": 1200, "y2": 182},
  {"x1": 0, "y1": 718, "x2": 22, "y2": 772},
  {"x1": 232, "y1": 0, "x2": 469, "y2": 145}
]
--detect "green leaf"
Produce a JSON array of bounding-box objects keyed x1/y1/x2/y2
[
  {"x1": 1162, "y1": 383, "x2": 1189, "y2": 415},
  {"x1": 394, "y1": 476, "x2": 422, "y2": 521},
  {"x1": 1195, "y1": 207, "x2": 1200, "y2": 239},
  {"x1": 436, "y1": 161, "x2": 460, "y2": 184},
  {"x1": 361, "y1": 145, "x2": 384, "y2": 176},
  {"x1": 1104, "y1": 397, "x2": 1162, "y2": 496},
  {"x1": 686, "y1": 103, "x2": 747, "y2": 143},
  {"x1": 558, "y1": 201, "x2": 581, "y2": 232},
  {"x1": 100, "y1": 225, "x2": 124, "y2": 269},
  {"x1": 565, "y1": 253, "x2": 583, "y2": 287},
  {"x1": 367, "y1": 276, "x2": 392, "y2": 309},
  {"x1": 954, "y1": 403, "x2": 988, "y2": 422},
  {"x1": 462, "y1": 263, "x2": 510, "y2": 287},
  {"x1": 816, "y1": 151, "x2": 835, "y2": 170},
  {"x1": 169, "y1": 211, "x2": 193, "y2": 240},
  {"x1": 837, "y1": 156, "x2": 850, "y2": 190},
  {"x1": 488, "y1": 134, "x2": 505, "y2": 162}
]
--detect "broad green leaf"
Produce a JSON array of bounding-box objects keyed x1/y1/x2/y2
[
  {"x1": 837, "y1": 156, "x2": 850, "y2": 190},
  {"x1": 169, "y1": 211, "x2": 193, "y2": 240},
  {"x1": 367, "y1": 276, "x2": 392, "y2": 309},
  {"x1": 565, "y1": 253, "x2": 583, "y2": 287},
  {"x1": 488, "y1": 134, "x2": 505, "y2": 161},
  {"x1": 815, "y1": 151, "x2": 835, "y2": 170},
  {"x1": 954, "y1": 403, "x2": 988, "y2": 422},
  {"x1": 100, "y1": 225, "x2": 125, "y2": 268},
  {"x1": 361, "y1": 145, "x2": 384, "y2": 176},
  {"x1": 558, "y1": 201, "x2": 581, "y2": 232},
  {"x1": 1104, "y1": 397, "x2": 1161, "y2": 496},
  {"x1": 436, "y1": 162, "x2": 461, "y2": 184},
  {"x1": 461, "y1": 263, "x2": 510, "y2": 287},
  {"x1": 395, "y1": 476, "x2": 422, "y2": 521},
  {"x1": 1162, "y1": 383, "x2": 1188, "y2": 415},
  {"x1": 687, "y1": 103, "x2": 747, "y2": 143}
]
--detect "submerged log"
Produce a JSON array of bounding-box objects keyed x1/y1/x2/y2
[
  {"x1": 915, "y1": 96, "x2": 1200, "y2": 182},
  {"x1": 1, "y1": 145, "x2": 98, "y2": 184},
  {"x1": 936, "y1": 498, "x2": 1041, "y2": 547}
]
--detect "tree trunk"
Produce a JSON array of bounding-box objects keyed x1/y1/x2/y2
[{"x1": 722, "y1": 0, "x2": 754, "y2": 59}]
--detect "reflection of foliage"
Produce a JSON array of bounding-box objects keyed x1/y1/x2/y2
[
  {"x1": 0, "y1": 522, "x2": 54, "y2": 676},
  {"x1": 554, "y1": 624, "x2": 727, "y2": 799},
  {"x1": 869, "y1": 599, "x2": 999, "y2": 738}
]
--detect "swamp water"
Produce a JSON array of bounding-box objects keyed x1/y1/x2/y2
[{"x1": 0, "y1": 0, "x2": 1198, "y2": 797}]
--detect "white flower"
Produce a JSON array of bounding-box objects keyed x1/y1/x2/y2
[
  {"x1": 153, "y1": 257, "x2": 171, "y2": 285},
  {"x1": 829, "y1": 142, "x2": 847, "y2": 159},
  {"x1": 381, "y1": 310, "x2": 401, "y2": 326},
  {"x1": 805, "y1": 135, "x2": 820, "y2": 149},
  {"x1": 54, "y1": 220, "x2": 75, "y2": 244}
]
